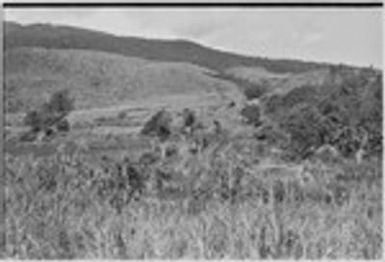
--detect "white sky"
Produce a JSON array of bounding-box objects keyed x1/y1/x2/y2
[{"x1": 4, "y1": 8, "x2": 383, "y2": 68}]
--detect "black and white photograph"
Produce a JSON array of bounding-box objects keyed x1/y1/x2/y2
[{"x1": 2, "y1": 1, "x2": 383, "y2": 259}]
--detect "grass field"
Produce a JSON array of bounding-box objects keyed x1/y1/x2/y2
[{"x1": 3, "y1": 111, "x2": 382, "y2": 259}]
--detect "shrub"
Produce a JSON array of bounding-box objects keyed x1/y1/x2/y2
[
  {"x1": 23, "y1": 89, "x2": 74, "y2": 138},
  {"x1": 46, "y1": 89, "x2": 74, "y2": 115},
  {"x1": 118, "y1": 111, "x2": 127, "y2": 120},
  {"x1": 332, "y1": 126, "x2": 364, "y2": 158},
  {"x1": 318, "y1": 99, "x2": 349, "y2": 128},
  {"x1": 254, "y1": 123, "x2": 289, "y2": 147},
  {"x1": 165, "y1": 145, "x2": 178, "y2": 158},
  {"x1": 240, "y1": 104, "x2": 262, "y2": 127},
  {"x1": 228, "y1": 101, "x2": 236, "y2": 108},
  {"x1": 281, "y1": 103, "x2": 329, "y2": 158},
  {"x1": 182, "y1": 108, "x2": 196, "y2": 128},
  {"x1": 57, "y1": 119, "x2": 70, "y2": 132},
  {"x1": 23, "y1": 110, "x2": 43, "y2": 132},
  {"x1": 244, "y1": 83, "x2": 268, "y2": 100},
  {"x1": 19, "y1": 131, "x2": 38, "y2": 142},
  {"x1": 141, "y1": 109, "x2": 172, "y2": 141}
]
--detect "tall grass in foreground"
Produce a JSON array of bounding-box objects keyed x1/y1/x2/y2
[{"x1": 3, "y1": 136, "x2": 382, "y2": 259}]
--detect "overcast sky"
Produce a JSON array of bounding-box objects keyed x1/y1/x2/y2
[{"x1": 5, "y1": 8, "x2": 383, "y2": 68}]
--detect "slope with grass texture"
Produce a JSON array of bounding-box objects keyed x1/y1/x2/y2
[
  {"x1": 5, "y1": 47, "x2": 243, "y2": 113},
  {"x1": 5, "y1": 21, "x2": 329, "y2": 74}
]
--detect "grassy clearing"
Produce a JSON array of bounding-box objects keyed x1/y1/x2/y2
[{"x1": 4, "y1": 124, "x2": 382, "y2": 259}]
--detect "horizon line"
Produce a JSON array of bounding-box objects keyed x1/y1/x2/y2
[{"x1": 4, "y1": 19, "x2": 382, "y2": 70}]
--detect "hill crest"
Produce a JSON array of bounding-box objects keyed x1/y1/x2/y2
[{"x1": 4, "y1": 21, "x2": 335, "y2": 74}]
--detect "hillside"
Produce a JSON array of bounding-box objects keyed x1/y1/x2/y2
[
  {"x1": 3, "y1": 20, "x2": 383, "y2": 260},
  {"x1": 5, "y1": 21, "x2": 378, "y2": 116},
  {"x1": 5, "y1": 47, "x2": 243, "y2": 113},
  {"x1": 4, "y1": 21, "x2": 331, "y2": 74}
]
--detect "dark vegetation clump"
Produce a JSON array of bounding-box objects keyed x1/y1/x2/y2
[
  {"x1": 265, "y1": 85, "x2": 319, "y2": 121},
  {"x1": 254, "y1": 123, "x2": 289, "y2": 147},
  {"x1": 264, "y1": 68, "x2": 382, "y2": 160},
  {"x1": 141, "y1": 109, "x2": 172, "y2": 141},
  {"x1": 23, "y1": 89, "x2": 74, "y2": 141},
  {"x1": 243, "y1": 83, "x2": 268, "y2": 100},
  {"x1": 228, "y1": 101, "x2": 236, "y2": 108},
  {"x1": 240, "y1": 104, "x2": 262, "y2": 127},
  {"x1": 280, "y1": 103, "x2": 330, "y2": 158},
  {"x1": 56, "y1": 119, "x2": 70, "y2": 132},
  {"x1": 182, "y1": 108, "x2": 196, "y2": 128},
  {"x1": 118, "y1": 110, "x2": 127, "y2": 119},
  {"x1": 207, "y1": 71, "x2": 269, "y2": 101}
]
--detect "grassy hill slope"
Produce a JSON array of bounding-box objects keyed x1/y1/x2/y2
[
  {"x1": 5, "y1": 47, "x2": 243, "y2": 113},
  {"x1": 5, "y1": 21, "x2": 331, "y2": 74}
]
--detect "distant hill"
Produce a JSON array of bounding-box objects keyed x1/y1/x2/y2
[
  {"x1": 4, "y1": 21, "x2": 330, "y2": 74},
  {"x1": 4, "y1": 21, "x2": 376, "y2": 116},
  {"x1": 5, "y1": 47, "x2": 243, "y2": 113}
]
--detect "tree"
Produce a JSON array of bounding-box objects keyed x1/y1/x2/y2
[
  {"x1": 23, "y1": 89, "x2": 74, "y2": 140},
  {"x1": 281, "y1": 103, "x2": 329, "y2": 158},
  {"x1": 57, "y1": 119, "x2": 70, "y2": 132},
  {"x1": 118, "y1": 110, "x2": 127, "y2": 120},
  {"x1": 141, "y1": 109, "x2": 172, "y2": 141},
  {"x1": 24, "y1": 110, "x2": 43, "y2": 132},
  {"x1": 47, "y1": 89, "x2": 74, "y2": 115},
  {"x1": 182, "y1": 108, "x2": 196, "y2": 128},
  {"x1": 240, "y1": 104, "x2": 262, "y2": 127},
  {"x1": 244, "y1": 83, "x2": 268, "y2": 100}
]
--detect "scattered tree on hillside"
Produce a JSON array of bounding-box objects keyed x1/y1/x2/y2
[
  {"x1": 240, "y1": 104, "x2": 262, "y2": 127},
  {"x1": 46, "y1": 89, "x2": 74, "y2": 115},
  {"x1": 254, "y1": 122, "x2": 289, "y2": 148},
  {"x1": 281, "y1": 103, "x2": 329, "y2": 158},
  {"x1": 244, "y1": 83, "x2": 268, "y2": 100},
  {"x1": 182, "y1": 108, "x2": 196, "y2": 128},
  {"x1": 331, "y1": 126, "x2": 363, "y2": 158},
  {"x1": 141, "y1": 109, "x2": 172, "y2": 141},
  {"x1": 318, "y1": 99, "x2": 349, "y2": 129},
  {"x1": 24, "y1": 110, "x2": 44, "y2": 132},
  {"x1": 23, "y1": 89, "x2": 74, "y2": 141},
  {"x1": 228, "y1": 101, "x2": 236, "y2": 108},
  {"x1": 56, "y1": 119, "x2": 71, "y2": 132},
  {"x1": 118, "y1": 110, "x2": 127, "y2": 120},
  {"x1": 357, "y1": 75, "x2": 383, "y2": 156},
  {"x1": 180, "y1": 108, "x2": 197, "y2": 135}
]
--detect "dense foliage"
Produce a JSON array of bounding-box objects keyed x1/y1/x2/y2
[
  {"x1": 280, "y1": 103, "x2": 330, "y2": 158},
  {"x1": 241, "y1": 104, "x2": 262, "y2": 127},
  {"x1": 244, "y1": 83, "x2": 268, "y2": 100},
  {"x1": 23, "y1": 89, "x2": 74, "y2": 137},
  {"x1": 264, "y1": 68, "x2": 382, "y2": 160}
]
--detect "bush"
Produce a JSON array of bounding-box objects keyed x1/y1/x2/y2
[
  {"x1": 240, "y1": 104, "x2": 262, "y2": 127},
  {"x1": 57, "y1": 119, "x2": 70, "y2": 132},
  {"x1": 46, "y1": 89, "x2": 74, "y2": 115},
  {"x1": 19, "y1": 131, "x2": 38, "y2": 142},
  {"x1": 24, "y1": 110, "x2": 43, "y2": 132},
  {"x1": 254, "y1": 123, "x2": 289, "y2": 147},
  {"x1": 23, "y1": 89, "x2": 74, "y2": 141},
  {"x1": 281, "y1": 103, "x2": 330, "y2": 158},
  {"x1": 118, "y1": 111, "x2": 127, "y2": 120},
  {"x1": 141, "y1": 109, "x2": 172, "y2": 141},
  {"x1": 244, "y1": 83, "x2": 268, "y2": 100},
  {"x1": 182, "y1": 108, "x2": 196, "y2": 128}
]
